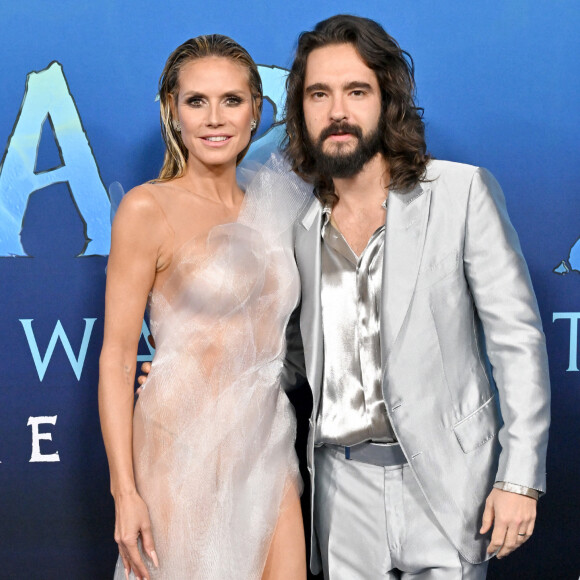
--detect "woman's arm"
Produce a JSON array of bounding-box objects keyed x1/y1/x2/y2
[{"x1": 98, "y1": 186, "x2": 168, "y2": 579}]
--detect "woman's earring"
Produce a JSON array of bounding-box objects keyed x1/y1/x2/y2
[
  {"x1": 173, "y1": 120, "x2": 181, "y2": 132},
  {"x1": 250, "y1": 119, "x2": 257, "y2": 131}
]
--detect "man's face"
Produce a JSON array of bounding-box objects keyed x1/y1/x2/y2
[{"x1": 302, "y1": 43, "x2": 383, "y2": 178}]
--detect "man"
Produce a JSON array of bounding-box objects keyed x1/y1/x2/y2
[{"x1": 281, "y1": 14, "x2": 550, "y2": 579}]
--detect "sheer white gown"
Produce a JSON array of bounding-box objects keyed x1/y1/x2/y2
[{"x1": 113, "y1": 157, "x2": 310, "y2": 579}]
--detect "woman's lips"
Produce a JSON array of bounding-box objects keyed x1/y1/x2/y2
[{"x1": 201, "y1": 135, "x2": 232, "y2": 147}]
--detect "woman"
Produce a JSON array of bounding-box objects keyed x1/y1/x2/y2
[{"x1": 99, "y1": 35, "x2": 307, "y2": 580}]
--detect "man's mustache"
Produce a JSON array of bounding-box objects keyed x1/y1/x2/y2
[{"x1": 318, "y1": 122, "x2": 363, "y2": 143}]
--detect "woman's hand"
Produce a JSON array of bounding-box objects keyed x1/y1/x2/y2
[{"x1": 114, "y1": 492, "x2": 159, "y2": 580}]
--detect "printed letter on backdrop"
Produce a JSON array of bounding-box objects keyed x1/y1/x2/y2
[
  {"x1": 553, "y1": 312, "x2": 580, "y2": 372},
  {"x1": 20, "y1": 318, "x2": 97, "y2": 381},
  {"x1": 0, "y1": 62, "x2": 110, "y2": 256},
  {"x1": 27, "y1": 416, "x2": 59, "y2": 462}
]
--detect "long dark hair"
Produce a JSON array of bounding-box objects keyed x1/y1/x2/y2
[{"x1": 282, "y1": 15, "x2": 430, "y2": 205}]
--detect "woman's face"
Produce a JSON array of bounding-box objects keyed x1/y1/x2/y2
[{"x1": 171, "y1": 56, "x2": 254, "y2": 170}]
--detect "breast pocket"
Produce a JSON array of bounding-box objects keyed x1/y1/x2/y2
[
  {"x1": 453, "y1": 394, "x2": 502, "y2": 454},
  {"x1": 415, "y1": 250, "x2": 460, "y2": 290}
]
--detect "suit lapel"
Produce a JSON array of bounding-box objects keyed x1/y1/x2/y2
[
  {"x1": 295, "y1": 199, "x2": 324, "y2": 408},
  {"x1": 381, "y1": 183, "x2": 431, "y2": 362}
]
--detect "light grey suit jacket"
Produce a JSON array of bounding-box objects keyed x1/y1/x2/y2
[{"x1": 283, "y1": 159, "x2": 550, "y2": 571}]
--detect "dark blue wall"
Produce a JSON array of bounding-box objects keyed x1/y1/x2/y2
[{"x1": 1, "y1": 2, "x2": 578, "y2": 578}]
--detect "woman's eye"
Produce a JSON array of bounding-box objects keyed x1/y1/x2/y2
[
  {"x1": 188, "y1": 98, "x2": 203, "y2": 107},
  {"x1": 225, "y1": 97, "x2": 242, "y2": 106}
]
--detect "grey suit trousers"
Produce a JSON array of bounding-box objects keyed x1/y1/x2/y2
[{"x1": 314, "y1": 446, "x2": 489, "y2": 579}]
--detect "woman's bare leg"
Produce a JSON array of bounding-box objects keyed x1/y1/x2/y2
[{"x1": 262, "y1": 485, "x2": 307, "y2": 580}]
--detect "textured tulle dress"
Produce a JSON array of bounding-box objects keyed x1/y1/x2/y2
[{"x1": 114, "y1": 157, "x2": 310, "y2": 579}]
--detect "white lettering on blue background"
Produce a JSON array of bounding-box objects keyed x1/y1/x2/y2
[
  {"x1": 27, "y1": 416, "x2": 59, "y2": 462},
  {"x1": 0, "y1": 61, "x2": 110, "y2": 256},
  {"x1": 20, "y1": 318, "x2": 96, "y2": 381}
]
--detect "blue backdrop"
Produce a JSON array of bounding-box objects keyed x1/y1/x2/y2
[{"x1": 1, "y1": 2, "x2": 579, "y2": 578}]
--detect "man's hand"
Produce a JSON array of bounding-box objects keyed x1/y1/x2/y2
[
  {"x1": 136, "y1": 362, "x2": 151, "y2": 396},
  {"x1": 480, "y1": 488, "x2": 537, "y2": 559}
]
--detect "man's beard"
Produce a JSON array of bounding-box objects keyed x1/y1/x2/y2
[{"x1": 306, "y1": 121, "x2": 383, "y2": 179}]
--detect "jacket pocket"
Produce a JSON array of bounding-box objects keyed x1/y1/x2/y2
[
  {"x1": 415, "y1": 250, "x2": 459, "y2": 290},
  {"x1": 453, "y1": 394, "x2": 501, "y2": 453}
]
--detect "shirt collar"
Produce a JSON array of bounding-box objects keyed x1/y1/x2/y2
[
  {"x1": 321, "y1": 198, "x2": 388, "y2": 237},
  {"x1": 321, "y1": 204, "x2": 332, "y2": 236}
]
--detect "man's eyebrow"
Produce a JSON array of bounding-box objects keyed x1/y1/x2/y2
[
  {"x1": 304, "y1": 82, "x2": 331, "y2": 94},
  {"x1": 343, "y1": 81, "x2": 373, "y2": 91},
  {"x1": 304, "y1": 81, "x2": 374, "y2": 94}
]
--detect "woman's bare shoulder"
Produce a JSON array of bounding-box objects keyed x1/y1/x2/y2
[
  {"x1": 111, "y1": 183, "x2": 174, "y2": 251},
  {"x1": 116, "y1": 183, "x2": 166, "y2": 218}
]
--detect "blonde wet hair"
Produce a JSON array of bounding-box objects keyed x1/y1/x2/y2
[{"x1": 157, "y1": 34, "x2": 263, "y2": 181}]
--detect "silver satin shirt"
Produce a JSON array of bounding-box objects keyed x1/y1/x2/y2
[{"x1": 316, "y1": 204, "x2": 396, "y2": 446}]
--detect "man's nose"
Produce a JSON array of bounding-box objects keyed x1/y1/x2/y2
[{"x1": 329, "y1": 95, "x2": 347, "y2": 122}]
